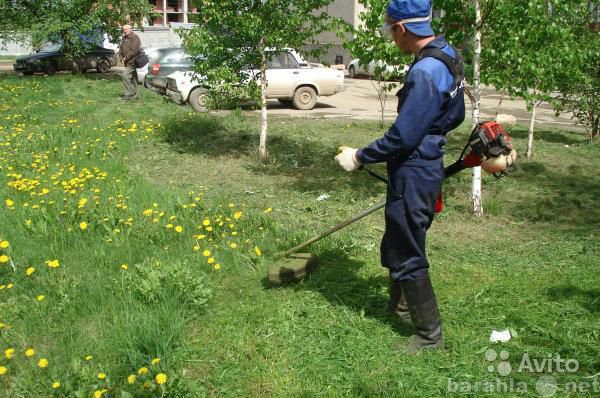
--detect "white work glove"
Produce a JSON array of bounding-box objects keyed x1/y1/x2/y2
[{"x1": 335, "y1": 146, "x2": 361, "y2": 172}]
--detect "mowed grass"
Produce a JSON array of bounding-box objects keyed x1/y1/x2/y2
[{"x1": 0, "y1": 72, "x2": 598, "y2": 397}]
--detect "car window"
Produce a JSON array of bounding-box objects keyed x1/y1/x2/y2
[
  {"x1": 267, "y1": 52, "x2": 299, "y2": 69},
  {"x1": 39, "y1": 43, "x2": 62, "y2": 52},
  {"x1": 161, "y1": 50, "x2": 186, "y2": 63},
  {"x1": 282, "y1": 52, "x2": 300, "y2": 69}
]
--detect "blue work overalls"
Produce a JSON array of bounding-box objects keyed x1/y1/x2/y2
[{"x1": 355, "y1": 36, "x2": 465, "y2": 282}]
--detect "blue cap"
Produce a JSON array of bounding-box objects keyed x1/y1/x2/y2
[{"x1": 386, "y1": 0, "x2": 434, "y2": 37}]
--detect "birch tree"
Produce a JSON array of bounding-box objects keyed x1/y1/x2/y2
[
  {"x1": 183, "y1": 0, "x2": 334, "y2": 161},
  {"x1": 482, "y1": 0, "x2": 592, "y2": 159}
]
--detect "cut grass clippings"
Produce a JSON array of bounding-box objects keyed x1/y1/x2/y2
[{"x1": 0, "y1": 73, "x2": 598, "y2": 397}]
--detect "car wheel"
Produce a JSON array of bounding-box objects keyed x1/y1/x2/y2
[
  {"x1": 97, "y1": 58, "x2": 111, "y2": 74},
  {"x1": 189, "y1": 87, "x2": 208, "y2": 112},
  {"x1": 348, "y1": 65, "x2": 357, "y2": 78},
  {"x1": 292, "y1": 86, "x2": 317, "y2": 110},
  {"x1": 278, "y1": 99, "x2": 293, "y2": 107},
  {"x1": 44, "y1": 61, "x2": 57, "y2": 76}
]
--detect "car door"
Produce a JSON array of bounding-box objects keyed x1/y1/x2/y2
[{"x1": 265, "y1": 51, "x2": 301, "y2": 97}]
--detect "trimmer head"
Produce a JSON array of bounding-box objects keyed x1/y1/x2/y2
[{"x1": 267, "y1": 252, "x2": 319, "y2": 285}]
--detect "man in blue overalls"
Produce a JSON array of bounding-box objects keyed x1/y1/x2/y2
[{"x1": 336, "y1": 0, "x2": 465, "y2": 353}]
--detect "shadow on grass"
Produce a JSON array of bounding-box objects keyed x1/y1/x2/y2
[
  {"x1": 547, "y1": 285, "x2": 600, "y2": 313},
  {"x1": 161, "y1": 113, "x2": 387, "y2": 197},
  {"x1": 509, "y1": 161, "x2": 600, "y2": 227},
  {"x1": 82, "y1": 71, "x2": 123, "y2": 81},
  {"x1": 262, "y1": 248, "x2": 413, "y2": 337},
  {"x1": 509, "y1": 127, "x2": 586, "y2": 146}
]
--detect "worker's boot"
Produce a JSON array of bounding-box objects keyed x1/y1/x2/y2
[
  {"x1": 388, "y1": 280, "x2": 411, "y2": 322},
  {"x1": 399, "y1": 275, "x2": 444, "y2": 354}
]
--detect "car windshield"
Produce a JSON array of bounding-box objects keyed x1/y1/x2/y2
[{"x1": 39, "y1": 43, "x2": 62, "y2": 52}]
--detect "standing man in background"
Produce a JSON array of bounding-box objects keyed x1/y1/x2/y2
[
  {"x1": 335, "y1": 0, "x2": 465, "y2": 353},
  {"x1": 118, "y1": 24, "x2": 141, "y2": 100}
]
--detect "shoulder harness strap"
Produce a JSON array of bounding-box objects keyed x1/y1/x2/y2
[{"x1": 415, "y1": 45, "x2": 465, "y2": 92}]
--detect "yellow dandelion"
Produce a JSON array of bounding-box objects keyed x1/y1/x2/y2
[
  {"x1": 120, "y1": 264, "x2": 128, "y2": 270},
  {"x1": 6, "y1": 284, "x2": 12, "y2": 289},
  {"x1": 143, "y1": 209, "x2": 152, "y2": 216},
  {"x1": 94, "y1": 389, "x2": 107, "y2": 398},
  {"x1": 0, "y1": 255, "x2": 8, "y2": 263},
  {"x1": 206, "y1": 226, "x2": 213, "y2": 232},
  {"x1": 38, "y1": 358, "x2": 49, "y2": 368},
  {"x1": 5, "y1": 199, "x2": 14, "y2": 207},
  {"x1": 175, "y1": 225, "x2": 183, "y2": 233},
  {"x1": 52, "y1": 381, "x2": 60, "y2": 389},
  {"x1": 234, "y1": 211, "x2": 242, "y2": 219},
  {"x1": 138, "y1": 366, "x2": 149, "y2": 375},
  {"x1": 193, "y1": 245, "x2": 200, "y2": 252},
  {"x1": 264, "y1": 207, "x2": 273, "y2": 213},
  {"x1": 37, "y1": 295, "x2": 45, "y2": 302},
  {"x1": 197, "y1": 234, "x2": 206, "y2": 240},
  {"x1": 202, "y1": 250, "x2": 211, "y2": 257},
  {"x1": 127, "y1": 374, "x2": 136, "y2": 384},
  {"x1": 229, "y1": 243, "x2": 238, "y2": 249},
  {"x1": 254, "y1": 246, "x2": 262, "y2": 256},
  {"x1": 155, "y1": 372, "x2": 167, "y2": 385},
  {"x1": 214, "y1": 264, "x2": 221, "y2": 270},
  {"x1": 202, "y1": 219, "x2": 210, "y2": 226},
  {"x1": 207, "y1": 257, "x2": 215, "y2": 264},
  {"x1": 25, "y1": 348, "x2": 35, "y2": 357},
  {"x1": 79, "y1": 221, "x2": 88, "y2": 230},
  {"x1": 5, "y1": 348, "x2": 14, "y2": 359},
  {"x1": 46, "y1": 259, "x2": 60, "y2": 268},
  {"x1": 151, "y1": 358, "x2": 160, "y2": 365},
  {"x1": 0, "y1": 366, "x2": 6, "y2": 375},
  {"x1": 97, "y1": 372, "x2": 106, "y2": 380},
  {"x1": 85, "y1": 355, "x2": 93, "y2": 361},
  {"x1": 0, "y1": 241, "x2": 8, "y2": 249},
  {"x1": 166, "y1": 223, "x2": 173, "y2": 229},
  {"x1": 26, "y1": 267, "x2": 35, "y2": 276}
]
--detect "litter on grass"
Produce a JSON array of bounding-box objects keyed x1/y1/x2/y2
[{"x1": 490, "y1": 329, "x2": 512, "y2": 343}]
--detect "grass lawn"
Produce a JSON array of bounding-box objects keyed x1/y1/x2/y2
[{"x1": 0, "y1": 72, "x2": 598, "y2": 397}]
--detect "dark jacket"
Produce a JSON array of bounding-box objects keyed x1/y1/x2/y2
[
  {"x1": 356, "y1": 36, "x2": 465, "y2": 165},
  {"x1": 119, "y1": 32, "x2": 141, "y2": 67}
]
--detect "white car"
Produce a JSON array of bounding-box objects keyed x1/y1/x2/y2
[
  {"x1": 165, "y1": 49, "x2": 345, "y2": 111},
  {"x1": 347, "y1": 59, "x2": 409, "y2": 80}
]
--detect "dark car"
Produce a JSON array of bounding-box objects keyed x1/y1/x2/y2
[
  {"x1": 13, "y1": 43, "x2": 118, "y2": 76},
  {"x1": 144, "y1": 47, "x2": 195, "y2": 95}
]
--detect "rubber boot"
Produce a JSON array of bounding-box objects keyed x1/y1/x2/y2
[
  {"x1": 399, "y1": 275, "x2": 444, "y2": 354},
  {"x1": 388, "y1": 280, "x2": 411, "y2": 322}
]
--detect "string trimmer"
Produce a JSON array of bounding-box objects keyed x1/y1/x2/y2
[{"x1": 267, "y1": 121, "x2": 516, "y2": 284}]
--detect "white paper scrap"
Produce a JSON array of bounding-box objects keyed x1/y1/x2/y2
[{"x1": 489, "y1": 329, "x2": 512, "y2": 343}]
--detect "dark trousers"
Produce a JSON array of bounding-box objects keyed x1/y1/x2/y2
[{"x1": 381, "y1": 160, "x2": 443, "y2": 282}]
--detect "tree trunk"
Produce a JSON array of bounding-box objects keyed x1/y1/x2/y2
[
  {"x1": 526, "y1": 100, "x2": 538, "y2": 159},
  {"x1": 258, "y1": 42, "x2": 268, "y2": 161},
  {"x1": 495, "y1": 88, "x2": 506, "y2": 117},
  {"x1": 471, "y1": 0, "x2": 483, "y2": 217}
]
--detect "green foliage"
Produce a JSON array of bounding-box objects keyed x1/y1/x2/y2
[
  {"x1": 0, "y1": 0, "x2": 151, "y2": 56},
  {"x1": 341, "y1": 0, "x2": 411, "y2": 81},
  {"x1": 184, "y1": 0, "x2": 335, "y2": 99},
  {"x1": 554, "y1": 28, "x2": 600, "y2": 141},
  {"x1": 125, "y1": 258, "x2": 212, "y2": 309}
]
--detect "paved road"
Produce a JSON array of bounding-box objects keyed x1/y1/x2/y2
[
  {"x1": 0, "y1": 61, "x2": 579, "y2": 130},
  {"x1": 264, "y1": 77, "x2": 578, "y2": 130}
]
